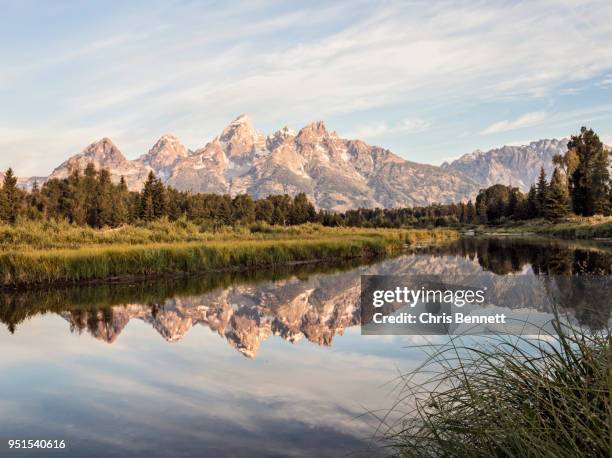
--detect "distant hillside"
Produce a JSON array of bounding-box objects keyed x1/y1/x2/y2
[{"x1": 441, "y1": 139, "x2": 569, "y2": 191}]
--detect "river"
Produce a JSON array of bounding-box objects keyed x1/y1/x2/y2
[{"x1": 0, "y1": 237, "x2": 610, "y2": 457}]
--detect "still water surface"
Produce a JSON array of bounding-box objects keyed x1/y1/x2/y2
[{"x1": 0, "y1": 237, "x2": 610, "y2": 457}]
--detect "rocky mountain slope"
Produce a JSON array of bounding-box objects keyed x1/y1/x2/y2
[
  {"x1": 441, "y1": 139, "x2": 569, "y2": 191},
  {"x1": 44, "y1": 115, "x2": 480, "y2": 210}
]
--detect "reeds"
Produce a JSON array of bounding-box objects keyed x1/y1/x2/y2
[{"x1": 382, "y1": 320, "x2": 610, "y2": 457}]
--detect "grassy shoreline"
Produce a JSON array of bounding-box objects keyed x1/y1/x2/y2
[
  {"x1": 0, "y1": 223, "x2": 457, "y2": 288},
  {"x1": 471, "y1": 215, "x2": 612, "y2": 239}
]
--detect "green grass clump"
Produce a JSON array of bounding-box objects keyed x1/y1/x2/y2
[{"x1": 384, "y1": 321, "x2": 610, "y2": 457}]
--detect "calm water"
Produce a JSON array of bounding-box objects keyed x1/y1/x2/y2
[{"x1": 0, "y1": 237, "x2": 610, "y2": 457}]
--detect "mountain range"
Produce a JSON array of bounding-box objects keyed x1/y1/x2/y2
[
  {"x1": 10, "y1": 115, "x2": 577, "y2": 210},
  {"x1": 441, "y1": 138, "x2": 569, "y2": 191}
]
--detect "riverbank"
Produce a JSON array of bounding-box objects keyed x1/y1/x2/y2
[
  {"x1": 471, "y1": 215, "x2": 612, "y2": 240},
  {"x1": 0, "y1": 221, "x2": 457, "y2": 288}
]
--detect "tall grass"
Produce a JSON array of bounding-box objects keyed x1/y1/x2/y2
[
  {"x1": 383, "y1": 320, "x2": 610, "y2": 457},
  {"x1": 0, "y1": 225, "x2": 457, "y2": 287},
  {"x1": 0, "y1": 219, "x2": 457, "y2": 250}
]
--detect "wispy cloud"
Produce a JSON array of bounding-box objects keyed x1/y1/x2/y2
[
  {"x1": 2, "y1": 1, "x2": 612, "y2": 174},
  {"x1": 598, "y1": 75, "x2": 612, "y2": 88},
  {"x1": 481, "y1": 112, "x2": 548, "y2": 135},
  {"x1": 347, "y1": 119, "x2": 431, "y2": 139}
]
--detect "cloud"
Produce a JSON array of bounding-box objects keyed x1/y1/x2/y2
[
  {"x1": 598, "y1": 75, "x2": 612, "y2": 88},
  {"x1": 347, "y1": 119, "x2": 431, "y2": 139},
  {"x1": 481, "y1": 112, "x2": 548, "y2": 135},
  {"x1": 3, "y1": 1, "x2": 612, "y2": 174}
]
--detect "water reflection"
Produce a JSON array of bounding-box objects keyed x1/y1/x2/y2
[
  {"x1": 414, "y1": 237, "x2": 612, "y2": 276},
  {"x1": 2, "y1": 237, "x2": 611, "y2": 357}
]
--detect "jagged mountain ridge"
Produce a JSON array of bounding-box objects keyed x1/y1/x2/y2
[
  {"x1": 45, "y1": 115, "x2": 480, "y2": 210},
  {"x1": 16, "y1": 116, "x2": 601, "y2": 209},
  {"x1": 441, "y1": 138, "x2": 569, "y2": 191}
]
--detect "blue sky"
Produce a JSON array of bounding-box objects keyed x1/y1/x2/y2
[{"x1": 1, "y1": 0, "x2": 612, "y2": 176}]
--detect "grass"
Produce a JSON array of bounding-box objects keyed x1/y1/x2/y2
[
  {"x1": 0, "y1": 219, "x2": 455, "y2": 250},
  {"x1": 0, "y1": 220, "x2": 457, "y2": 287},
  {"x1": 475, "y1": 215, "x2": 612, "y2": 239},
  {"x1": 382, "y1": 319, "x2": 610, "y2": 457}
]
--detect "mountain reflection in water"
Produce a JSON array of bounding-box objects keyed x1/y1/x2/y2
[{"x1": 2, "y1": 237, "x2": 610, "y2": 357}]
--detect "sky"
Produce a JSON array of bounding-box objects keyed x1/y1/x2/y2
[{"x1": 1, "y1": 0, "x2": 612, "y2": 177}]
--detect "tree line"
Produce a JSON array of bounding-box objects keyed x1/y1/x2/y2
[
  {"x1": 0, "y1": 126, "x2": 609, "y2": 229},
  {"x1": 0, "y1": 163, "x2": 319, "y2": 228}
]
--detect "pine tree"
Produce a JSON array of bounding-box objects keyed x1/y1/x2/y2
[
  {"x1": 27, "y1": 180, "x2": 45, "y2": 218},
  {"x1": 535, "y1": 167, "x2": 548, "y2": 218},
  {"x1": 152, "y1": 179, "x2": 168, "y2": 219},
  {"x1": 112, "y1": 177, "x2": 130, "y2": 226},
  {"x1": 508, "y1": 188, "x2": 520, "y2": 219},
  {"x1": 0, "y1": 188, "x2": 7, "y2": 222},
  {"x1": 64, "y1": 168, "x2": 86, "y2": 224},
  {"x1": 591, "y1": 147, "x2": 610, "y2": 215},
  {"x1": 544, "y1": 167, "x2": 570, "y2": 220},
  {"x1": 140, "y1": 172, "x2": 157, "y2": 221},
  {"x1": 2, "y1": 168, "x2": 21, "y2": 224},
  {"x1": 83, "y1": 163, "x2": 100, "y2": 226},
  {"x1": 567, "y1": 127, "x2": 608, "y2": 216},
  {"x1": 95, "y1": 169, "x2": 115, "y2": 227},
  {"x1": 526, "y1": 185, "x2": 538, "y2": 219}
]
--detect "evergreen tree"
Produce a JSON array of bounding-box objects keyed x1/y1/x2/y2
[
  {"x1": 567, "y1": 127, "x2": 609, "y2": 216},
  {"x1": 544, "y1": 167, "x2": 570, "y2": 220},
  {"x1": 112, "y1": 177, "x2": 130, "y2": 226},
  {"x1": 83, "y1": 163, "x2": 100, "y2": 226},
  {"x1": 0, "y1": 187, "x2": 7, "y2": 222},
  {"x1": 526, "y1": 185, "x2": 538, "y2": 219},
  {"x1": 591, "y1": 146, "x2": 610, "y2": 215},
  {"x1": 140, "y1": 172, "x2": 157, "y2": 221},
  {"x1": 152, "y1": 178, "x2": 168, "y2": 219},
  {"x1": 27, "y1": 180, "x2": 45, "y2": 218},
  {"x1": 535, "y1": 167, "x2": 548, "y2": 217},
  {"x1": 508, "y1": 188, "x2": 520, "y2": 219},
  {"x1": 2, "y1": 168, "x2": 21, "y2": 224},
  {"x1": 65, "y1": 168, "x2": 86, "y2": 224}
]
